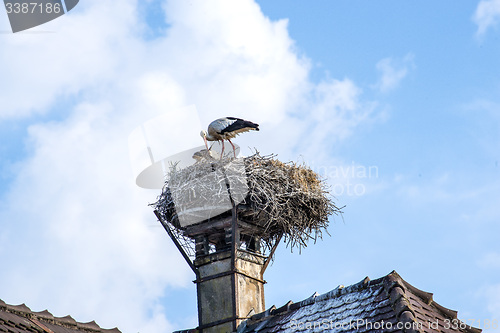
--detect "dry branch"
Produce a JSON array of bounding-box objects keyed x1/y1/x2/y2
[{"x1": 151, "y1": 153, "x2": 342, "y2": 252}]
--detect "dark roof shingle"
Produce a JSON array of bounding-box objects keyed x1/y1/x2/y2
[
  {"x1": 237, "y1": 271, "x2": 481, "y2": 333},
  {"x1": 0, "y1": 299, "x2": 121, "y2": 333}
]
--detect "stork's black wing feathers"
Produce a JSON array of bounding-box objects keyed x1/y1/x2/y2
[{"x1": 220, "y1": 117, "x2": 259, "y2": 134}]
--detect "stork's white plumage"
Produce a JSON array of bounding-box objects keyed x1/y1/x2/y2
[{"x1": 200, "y1": 117, "x2": 259, "y2": 158}]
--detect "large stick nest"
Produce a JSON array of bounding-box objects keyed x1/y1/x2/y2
[{"x1": 151, "y1": 153, "x2": 342, "y2": 251}]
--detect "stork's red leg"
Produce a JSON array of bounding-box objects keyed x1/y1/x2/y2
[
  {"x1": 228, "y1": 139, "x2": 236, "y2": 158},
  {"x1": 220, "y1": 140, "x2": 225, "y2": 160}
]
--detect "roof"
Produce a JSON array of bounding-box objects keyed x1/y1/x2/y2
[
  {"x1": 237, "y1": 271, "x2": 481, "y2": 333},
  {"x1": 0, "y1": 299, "x2": 121, "y2": 333}
]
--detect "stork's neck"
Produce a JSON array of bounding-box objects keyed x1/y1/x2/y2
[{"x1": 205, "y1": 132, "x2": 216, "y2": 141}]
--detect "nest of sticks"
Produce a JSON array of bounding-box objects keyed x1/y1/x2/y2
[{"x1": 152, "y1": 153, "x2": 342, "y2": 251}]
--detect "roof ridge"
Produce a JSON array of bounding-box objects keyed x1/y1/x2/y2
[
  {"x1": 32, "y1": 309, "x2": 55, "y2": 323},
  {"x1": 247, "y1": 274, "x2": 384, "y2": 324},
  {"x1": 6, "y1": 302, "x2": 32, "y2": 315},
  {"x1": 297, "y1": 275, "x2": 380, "y2": 307},
  {"x1": 0, "y1": 298, "x2": 121, "y2": 332}
]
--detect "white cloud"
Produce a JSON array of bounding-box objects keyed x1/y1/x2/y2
[
  {"x1": 374, "y1": 54, "x2": 414, "y2": 93},
  {"x1": 473, "y1": 0, "x2": 500, "y2": 37},
  {"x1": 0, "y1": 0, "x2": 144, "y2": 119},
  {"x1": 293, "y1": 79, "x2": 374, "y2": 159},
  {"x1": 0, "y1": 101, "x2": 189, "y2": 332},
  {"x1": 158, "y1": 0, "x2": 310, "y2": 126},
  {"x1": 0, "y1": 0, "x2": 377, "y2": 332}
]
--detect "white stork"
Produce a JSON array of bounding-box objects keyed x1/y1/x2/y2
[{"x1": 200, "y1": 117, "x2": 259, "y2": 158}]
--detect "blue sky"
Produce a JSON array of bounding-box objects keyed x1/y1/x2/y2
[{"x1": 1, "y1": 0, "x2": 500, "y2": 332}]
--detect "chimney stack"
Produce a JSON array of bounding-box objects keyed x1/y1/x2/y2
[{"x1": 187, "y1": 211, "x2": 268, "y2": 332}]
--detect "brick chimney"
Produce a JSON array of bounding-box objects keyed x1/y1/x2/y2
[
  {"x1": 194, "y1": 247, "x2": 265, "y2": 332},
  {"x1": 187, "y1": 212, "x2": 269, "y2": 333}
]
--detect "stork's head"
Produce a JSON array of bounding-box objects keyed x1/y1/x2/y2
[{"x1": 200, "y1": 130, "x2": 209, "y2": 150}]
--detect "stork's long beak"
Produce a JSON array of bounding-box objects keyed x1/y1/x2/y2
[{"x1": 203, "y1": 135, "x2": 209, "y2": 151}]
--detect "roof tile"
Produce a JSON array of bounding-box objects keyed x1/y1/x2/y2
[
  {"x1": 6, "y1": 304, "x2": 31, "y2": 316},
  {"x1": 32, "y1": 310, "x2": 54, "y2": 322},
  {"x1": 56, "y1": 315, "x2": 77, "y2": 327},
  {"x1": 0, "y1": 299, "x2": 120, "y2": 333},
  {"x1": 77, "y1": 320, "x2": 101, "y2": 331}
]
